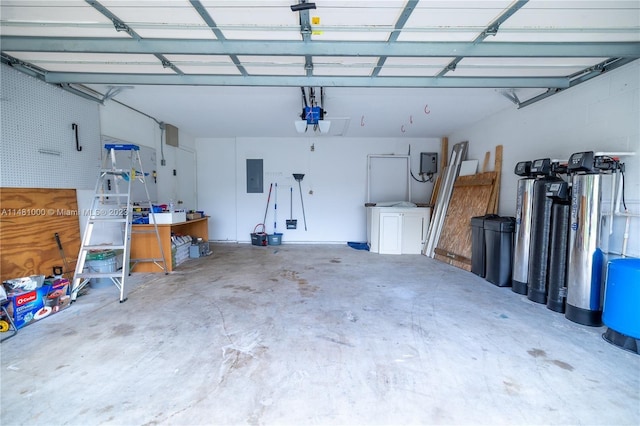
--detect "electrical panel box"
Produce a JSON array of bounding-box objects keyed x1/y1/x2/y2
[
  {"x1": 420, "y1": 152, "x2": 438, "y2": 175},
  {"x1": 165, "y1": 123, "x2": 179, "y2": 147}
]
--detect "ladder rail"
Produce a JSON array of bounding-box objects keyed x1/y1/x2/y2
[{"x1": 132, "y1": 149, "x2": 168, "y2": 278}]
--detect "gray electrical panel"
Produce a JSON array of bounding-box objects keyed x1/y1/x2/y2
[
  {"x1": 420, "y1": 152, "x2": 438, "y2": 174},
  {"x1": 246, "y1": 159, "x2": 263, "y2": 193},
  {"x1": 165, "y1": 123, "x2": 179, "y2": 147}
]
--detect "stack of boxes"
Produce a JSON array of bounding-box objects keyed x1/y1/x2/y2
[{"x1": 2, "y1": 276, "x2": 71, "y2": 330}]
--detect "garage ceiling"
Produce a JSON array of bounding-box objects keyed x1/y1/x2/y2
[{"x1": 1, "y1": 0, "x2": 639, "y2": 138}]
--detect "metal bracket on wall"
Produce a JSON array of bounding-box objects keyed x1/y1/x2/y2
[{"x1": 72, "y1": 123, "x2": 82, "y2": 151}]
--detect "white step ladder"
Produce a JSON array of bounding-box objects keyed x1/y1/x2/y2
[{"x1": 71, "y1": 144, "x2": 167, "y2": 303}]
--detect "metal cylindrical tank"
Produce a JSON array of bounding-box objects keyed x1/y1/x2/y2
[
  {"x1": 547, "y1": 202, "x2": 570, "y2": 313},
  {"x1": 512, "y1": 178, "x2": 535, "y2": 295},
  {"x1": 527, "y1": 176, "x2": 563, "y2": 304},
  {"x1": 566, "y1": 173, "x2": 605, "y2": 326}
]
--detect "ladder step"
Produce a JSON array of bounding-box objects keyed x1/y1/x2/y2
[
  {"x1": 94, "y1": 193, "x2": 130, "y2": 198},
  {"x1": 75, "y1": 272, "x2": 123, "y2": 279},
  {"x1": 88, "y1": 218, "x2": 128, "y2": 223},
  {"x1": 82, "y1": 245, "x2": 125, "y2": 251},
  {"x1": 105, "y1": 143, "x2": 140, "y2": 151},
  {"x1": 101, "y1": 169, "x2": 129, "y2": 174},
  {"x1": 131, "y1": 258, "x2": 166, "y2": 263}
]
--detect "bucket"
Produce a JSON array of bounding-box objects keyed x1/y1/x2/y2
[
  {"x1": 267, "y1": 233, "x2": 282, "y2": 246},
  {"x1": 86, "y1": 250, "x2": 117, "y2": 288},
  {"x1": 251, "y1": 224, "x2": 268, "y2": 246}
]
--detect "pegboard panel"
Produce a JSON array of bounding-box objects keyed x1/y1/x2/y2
[{"x1": 0, "y1": 64, "x2": 101, "y2": 189}]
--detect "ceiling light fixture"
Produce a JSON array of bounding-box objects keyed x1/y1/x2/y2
[{"x1": 290, "y1": 1, "x2": 316, "y2": 11}]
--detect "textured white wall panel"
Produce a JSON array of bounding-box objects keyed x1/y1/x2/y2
[{"x1": 1, "y1": 64, "x2": 101, "y2": 189}]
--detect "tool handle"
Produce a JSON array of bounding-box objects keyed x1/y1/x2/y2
[{"x1": 54, "y1": 233, "x2": 63, "y2": 250}]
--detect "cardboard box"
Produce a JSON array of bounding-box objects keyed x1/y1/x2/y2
[
  {"x1": 186, "y1": 212, "x2": 202, "y2": 220},
  {"x1": 149, "y1": 211, "x2": 187, "y2": 224},
  {"x1": 4, "y1": 279, "x2": 71, "y2": 329}
]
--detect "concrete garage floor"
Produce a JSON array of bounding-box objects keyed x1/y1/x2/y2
[{"x1": 1, "y1": 243, "x2": 638, "y2": 425}]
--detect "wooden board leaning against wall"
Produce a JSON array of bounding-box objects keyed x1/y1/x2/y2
[
  {"x1": 0, "y1": 188, "x2": 81, "y2": 281},
  {"x1": 434, "y1": 145, "x2": 503, "y2": 271}
]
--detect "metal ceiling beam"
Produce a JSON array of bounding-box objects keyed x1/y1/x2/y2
[
  {"x1": 372, "y1": 0, "x2": 419, "y2": 77},
  {"x1": 85, "y1": 0, "x2": 184, "y2": 76},
  {"x1": 188, "y1": 0, "x2": 247, "y2": 76},
  {"x1": 41, "y1": 72, "x2": 571, "y2": 88},
  {"x1": 2, "y1": 36, "x2": 638, "y2": 58},
  {"x1": 438, "y1": 0, "x2": 529, "y2": 77},
  {"x1": 517, "y1": 57, "x2": 636, "y2": 108}
]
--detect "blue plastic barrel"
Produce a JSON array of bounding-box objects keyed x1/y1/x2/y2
[{"x1": 603, "y1": 258, "x2": 640, "y2": 339}]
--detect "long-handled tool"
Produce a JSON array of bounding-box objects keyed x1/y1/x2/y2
[
  {"x1": 54, "y1": 232, "x2": 71, "y2": 278},
  {"x1": 263, "y1": 183, "x2": 273, "y2": 227},
  {"x1": 273, "y1": 183, "x2": 278, "y2": 234},
  {"x1": 293, "y1": 173, "x2": 307, "y2": 231},
  {"x1": 286, "y1": 187, "x2": 297, "y2": 229}
]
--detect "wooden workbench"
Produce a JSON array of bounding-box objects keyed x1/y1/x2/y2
[{"x1": 130, "y1": 217, "x2": 209, "y2": 272}]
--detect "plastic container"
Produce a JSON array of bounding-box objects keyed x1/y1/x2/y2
[
  {"x1": 470, "y1": 216, "x2": 488, "y2": 277},
  {"x1": 86, "y1": 250, "x2": 117, "y2": 288},
  {"x1": 267, "y1": 233, "x2": 282, "y2": 246},
  {"x1": 251, "y1": 224, "x2": 268, "y2": 246},
  {"x1": 483, "y1": 217, "x2": 515, "y2": 287},
  {"x1": 603, "y1": 258, "x2": 640, "y2": 339}
]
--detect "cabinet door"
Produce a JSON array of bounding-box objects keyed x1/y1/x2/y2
[
  {"x1": 379, "y1": 213, "x2": 402, "y2": 254},
  {"x1": 401, "y1": 212, "x2": 425, "y2": 254}
]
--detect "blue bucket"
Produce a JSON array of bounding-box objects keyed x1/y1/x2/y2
[{"x1": 267, "y1": 233, "x2": 282, "y2": 246}]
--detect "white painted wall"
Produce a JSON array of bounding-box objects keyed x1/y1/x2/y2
[
  {"x1": 448, "y1": 61, "x2": 640, "y2": 257},
  {"x1": 196, "y1": 137, "x2": 440, "y2": 243}
]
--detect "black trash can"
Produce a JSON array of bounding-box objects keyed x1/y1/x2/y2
[
  {"x1": 484, "y1": 216, "x2": 516, "y2": 287},
  {"x1": 470, "y1": 216, "x2": 488, "y2": 277}
]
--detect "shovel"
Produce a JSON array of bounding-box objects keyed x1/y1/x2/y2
[
  {"x1": 293, "y1": 173, "x2": 307, "y2": 231},
  {"x1": 286, "y1": 187, "x2": 297, "y2": 229}
]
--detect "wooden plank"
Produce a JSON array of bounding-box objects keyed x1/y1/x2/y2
[
  {"x1": 482, "y1": 151, "x2": 491, "y2": 173},
  {"x1": 434, "y1": 172, "x2": 495, "y2": 270},
  {"x1": 429, "y1": 136, "x2": 449, "y2": 207},
  {"x1": 429, "y1": 175, "x2": 441, "y2": 206},
  {"x1": 0, "y1": 188, "x2": 81, "y2": 281},
  {"x1": 441, "y1": 137, "x2": 449, "y2": 169},
  {"x1": 453, "y1": 177, "x2": 495, "y2": 187},
  {"x1": 488, "y1": 145, "x2": 503, "y2": 214}
]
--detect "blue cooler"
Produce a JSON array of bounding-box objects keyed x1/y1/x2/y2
[{"x1": 602, "y1": 258, "x2": 640, "y2": 355}]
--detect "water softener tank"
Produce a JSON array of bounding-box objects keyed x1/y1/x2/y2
[
  {"x1": 566, "y1": 151, "x2": 605, "y2": 326},
  {"x1": 512, "y1": 161, "x2": 535, "y2": 295},
  {"x1": 526, "y1": 159, "x2": 561, "y2": 304},
  {"x1": 546, "y1": 180, "x2": 571, "y2": 313}
]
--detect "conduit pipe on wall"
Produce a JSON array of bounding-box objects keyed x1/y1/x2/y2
[{"x1": 603, "y1": 151, "x2": 639, "y2": 258}]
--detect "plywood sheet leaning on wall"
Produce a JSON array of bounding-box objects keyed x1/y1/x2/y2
[
  {"x1": 434, "y1": 172, "x2": 496, "y2": 270},
  {"x1": 0, "y1": 188, "x2": 80, "y2": 281}
]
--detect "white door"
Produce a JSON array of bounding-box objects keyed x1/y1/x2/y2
[
  {"x1": 176, "y1": 147, "x2": 197, "y2": 211},
  {"x1": 379, "y1": 212, "x2": 402, "y2": 254},
  {"x1": 401, "y1": 212, "x2": 425, "y2": 254}
]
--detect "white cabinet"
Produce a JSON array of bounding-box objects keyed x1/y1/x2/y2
[{"x1": 367, "y1": 207, "x2": 430, "y2": 254}]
